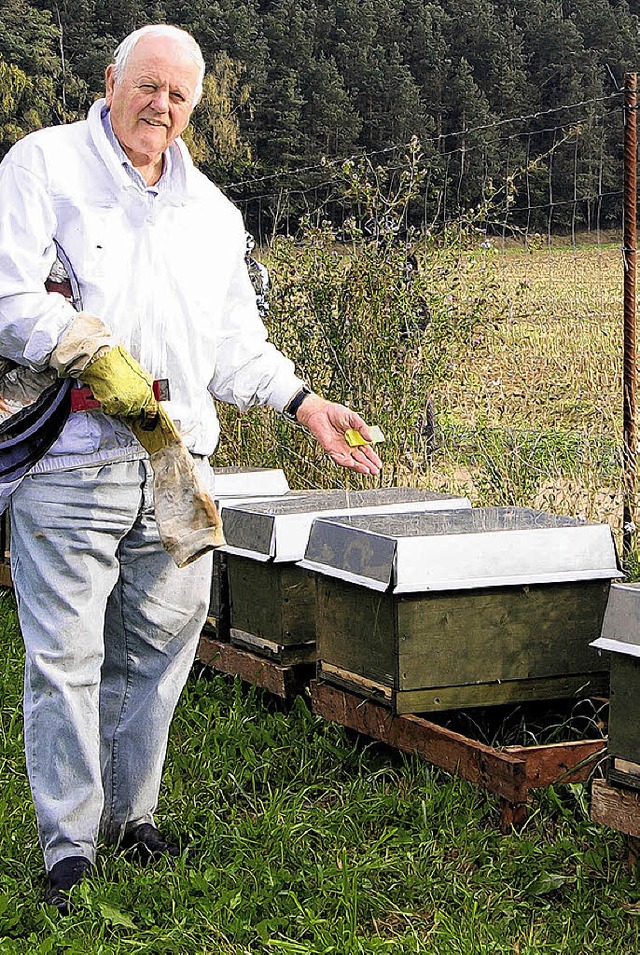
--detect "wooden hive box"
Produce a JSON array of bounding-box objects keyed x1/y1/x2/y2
[
  {"x1": 592, "y1": 582, "x2": 640, "y2": 791},
  {"x1": 207, "y1": 467, "x2": 291, "y2": 639},
  {"x1": 300, "y1": 507, "x2": 620, "y2": 714},
  {"x1": 221, "y1": 489, "x2": 471, "y2": 664}
]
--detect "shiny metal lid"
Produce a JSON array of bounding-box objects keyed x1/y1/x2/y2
[
  {"x1": 220, "y1": 488, "x2": 471, "y2": 562},
  {"x1": 213, "y1": 467, "x2": 290, "y2": 499},
  {"x1": 299, "y1": 506, "x2": 621, "y2": 592}
]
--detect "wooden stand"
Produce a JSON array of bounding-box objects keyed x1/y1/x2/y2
[
  {"x1": 197, "y1": 632, "x2": 314, "y2": 703},
  {"x1": 591, "y1": 778, "x2": 640, "y2": 868},
  {"x1": 312, "y1": 680, "x2": 606, "y2": 832}
]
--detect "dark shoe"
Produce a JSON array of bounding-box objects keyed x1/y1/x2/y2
[
  {"x1": 120, "y1": 823, "x2": 182, "y2": 865},
  {"x1": 44, "y1": 856, "x2": 93, "y2": 915}
]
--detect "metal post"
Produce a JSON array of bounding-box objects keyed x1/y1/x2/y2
[{"x1": 623, "y1": 73, "x2": 637, "y2": 559}]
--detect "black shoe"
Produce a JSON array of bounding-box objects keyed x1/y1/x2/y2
[
  {"x1": 44, "y1": 856, "x2": 93, "y2": 915},
  {"x1": 120, "y1": 823, "x2": 182, "y2": 865}
]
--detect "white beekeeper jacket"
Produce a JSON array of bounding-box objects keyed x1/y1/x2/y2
[{"x1": 0, "y1": 98, "x2": 303, "y2": 477}]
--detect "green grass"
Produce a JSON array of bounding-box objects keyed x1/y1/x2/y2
[{"x1": 1, "y1": 591, "x2": 639, "y2": 954}]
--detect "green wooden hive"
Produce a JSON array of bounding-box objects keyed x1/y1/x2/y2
[
  {"x1": 207, "y1": 467, "x2": 290, "y2": 638},
  {"x1": 221, "y1": 489, "x2": 471, "y2": 664},
  {"x1": 300, "y1": 507, "x2": 620, "y2": 714},
  {"x1": 592, "y1": 582, "x2": 640, "y2": 791}
]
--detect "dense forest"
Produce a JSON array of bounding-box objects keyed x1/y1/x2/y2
[{"x1": 1, "y1": 0, "x2": 639, "y2": 234}]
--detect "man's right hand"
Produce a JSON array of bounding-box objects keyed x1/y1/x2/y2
[
  {"x1": 79, "y1": 345, "x2": 158, "y2": 419},
  {"x1": 295, "y1": 393, "x2": 383, "y2": 476}
]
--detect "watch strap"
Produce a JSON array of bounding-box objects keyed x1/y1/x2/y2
[{"x1": 283, "y1": 386, "x2": 312, "y2": 421}]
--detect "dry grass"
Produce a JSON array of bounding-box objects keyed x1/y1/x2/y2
[
  {"x1": 440, "y1": 245, "x2": 621, "y2": 433},
  {"x1": 430, "y1": 244, "x2": 627, "y2": 529}
]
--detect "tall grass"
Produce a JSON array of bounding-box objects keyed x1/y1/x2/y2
[{"x1": 216, "y1": 216, "x2": 507, "y2": 493}]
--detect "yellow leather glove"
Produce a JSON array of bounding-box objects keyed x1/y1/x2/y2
[
  {"x1": 131, "y1": 404, "x2": 182, "y2": 457},
  {"x1": 79, "y1": 345, "x2": 157, "y2": 419}
]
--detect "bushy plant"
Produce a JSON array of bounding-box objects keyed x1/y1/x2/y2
[{"x1": 215, "y1": 149, "x2": 506, "y2": 489}]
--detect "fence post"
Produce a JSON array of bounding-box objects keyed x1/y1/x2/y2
[{"x1": 623, "y1": 72, "x2": 637, "y2": 560}]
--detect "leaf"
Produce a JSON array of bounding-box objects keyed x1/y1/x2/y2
[
  {"x1": 528, "y1": 873, "x2": 570, "y2": 896},
  {"x1": 97, "y1": 902, "x2": 137, "y2": 929}
]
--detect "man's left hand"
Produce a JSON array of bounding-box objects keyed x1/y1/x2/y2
[{"x1": 295, "y1": 394, "x2": 382, "y2": 476}]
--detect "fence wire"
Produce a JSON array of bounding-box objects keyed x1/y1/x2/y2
[{"x1": 219, "y1": 90, "x2": 633, "y2": 533}]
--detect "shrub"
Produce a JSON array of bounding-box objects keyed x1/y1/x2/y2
[{"x1": 215, "y1": 151, "x2": 506, "y2": 489}]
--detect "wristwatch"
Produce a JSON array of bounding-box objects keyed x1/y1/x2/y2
[{"x1": 283, "y1": 385, "x2": 313, "y2": 421}]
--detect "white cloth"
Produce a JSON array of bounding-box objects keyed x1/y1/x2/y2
[{"x1": 0, "y1": 99, "x2": 304, "y2": 475}]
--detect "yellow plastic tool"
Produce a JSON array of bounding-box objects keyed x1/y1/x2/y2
[{"x1": 344, "y1": 426, "x2": 385, "y2": 448}]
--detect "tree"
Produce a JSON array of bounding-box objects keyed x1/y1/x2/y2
[
  {"x1": 0, "y1": 0, "x2": 87, "y2": 153},
  {"x1": 302, "y1": 55, "x2": 361, "y2": 156},
  {"x1": 185, "y1": 52, "x2": 252, "y2": 179}
]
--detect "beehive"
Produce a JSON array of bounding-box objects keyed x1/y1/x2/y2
[
  {"x1": 221, "y1": 489, "x2": 471, "y2": 664},
  {"x1": 592, "y1": 582, "x2": 640, "y2": 791},
  {"x1": 208, "y1": 467, "x2": 291, "y2": 638},
  {"x1": 300, "y1": 507, "x2": 620, "y2": 713}
]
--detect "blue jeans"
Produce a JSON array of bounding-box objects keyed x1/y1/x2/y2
[{"x1": 10, "y1": 459, "x2": 213, "y2": 869}]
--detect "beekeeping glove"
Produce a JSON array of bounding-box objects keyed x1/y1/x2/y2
[
  {"x1": 49, "y1": 312, "x2": 115, "y2": 377},
  {"x1": 53, "y1": 314, "x2": 225, "y2": 565},
  {"x1": 49, "y1": 313, "x2": 154, "y2": 418},
  {"x1": 77, "y1": 344, "x2": 158, "y2": 419},
  {"x1": 131, "y1": 407, "x2": 225, "y2": 566},
  {"x1": 145, "y1": 440, "x2": 226, "y2": 566}
]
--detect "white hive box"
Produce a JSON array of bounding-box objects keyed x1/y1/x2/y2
[{"x1": 299, "y1": 507, "x2": 620, "y2": 713}]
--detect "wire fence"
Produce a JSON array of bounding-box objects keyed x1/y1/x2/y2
[
  {"x1": 219, "y1": 88, "x2": 633, "y2": 538},
  {"x1": 227, "y1": 91, "x2": 624, "y2": 240}
]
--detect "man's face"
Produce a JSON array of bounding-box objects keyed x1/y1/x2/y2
[{"x1": 105, "y1": 35, "x2": 200, "y2": 169}]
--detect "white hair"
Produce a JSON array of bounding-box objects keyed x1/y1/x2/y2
[{"x1": 112, "y1": 25, "x2": 205, "y2": 107}]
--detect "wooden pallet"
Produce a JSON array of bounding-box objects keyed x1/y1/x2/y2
[
  {"x1": 197, "y1": 632, "x2": 315, "y2": 702},
  {"x1": 312, "y1": 680, "x2": 606, "y2": 832},
  {"x1": 591, "y1": 778, "x2": 640, "y2": 868}
]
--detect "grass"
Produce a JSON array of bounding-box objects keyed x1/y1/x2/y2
[
  {"x1": 426, "y1": 243, "x2": 628, "y2": 545},
  {"x1": 441, "y1": 244, "x2": 621, "y2": 435},
  {"x1": 1, "y1": 582, "x2": 640, "y2": 954}
]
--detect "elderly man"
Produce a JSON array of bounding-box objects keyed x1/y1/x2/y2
[{"x1": 0, "y1": 24, "x2": 381, "y2": 913}]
